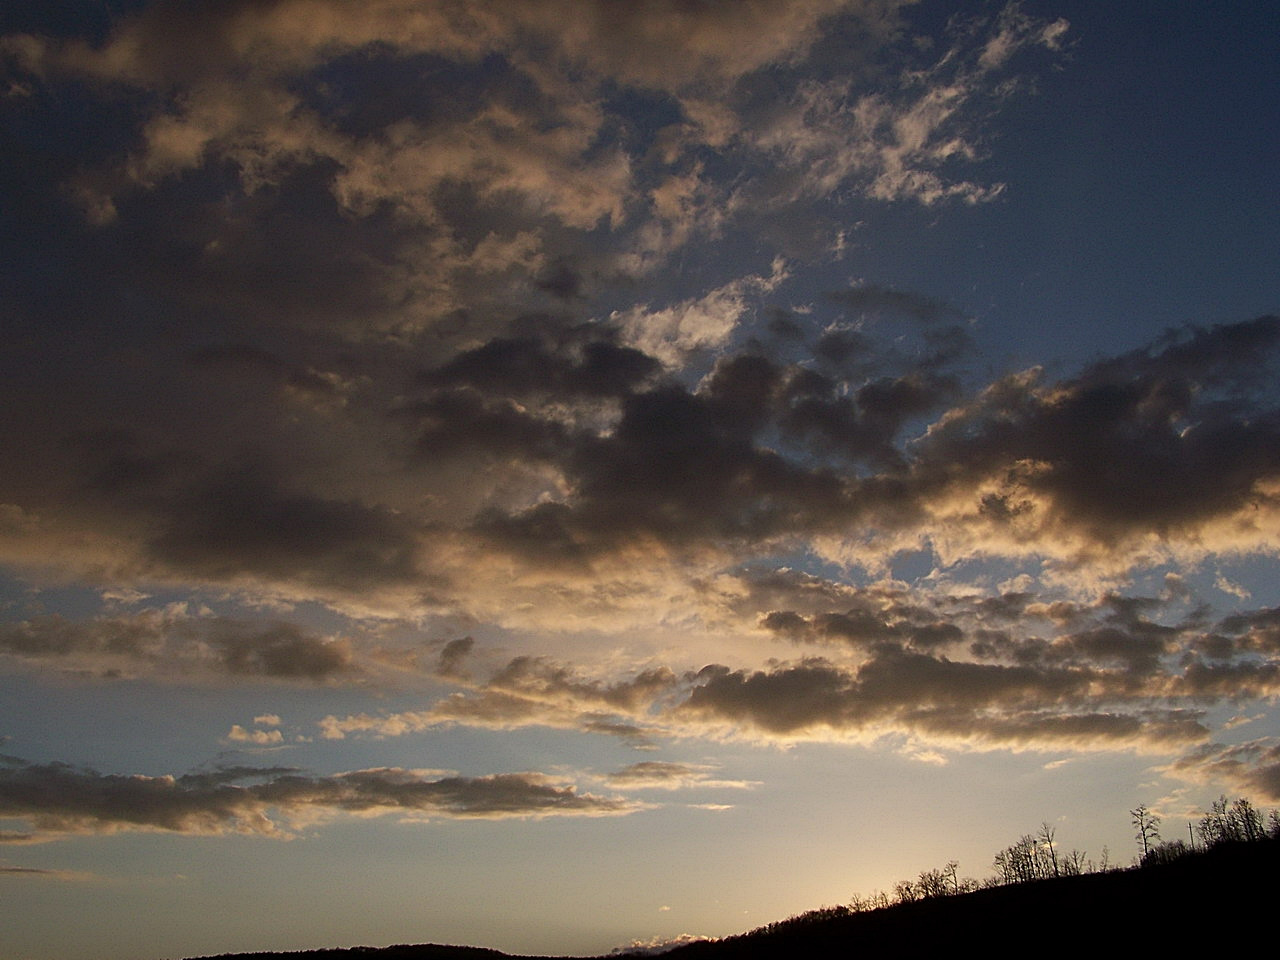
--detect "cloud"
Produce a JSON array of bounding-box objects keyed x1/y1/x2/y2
[
  {"x1": 0, "y1": 611, "x2": 355, "y2": 682},
  {"x1": 289, "y1": 572, "x2": 1280, "y2": 758},
  {"x1": 892, "y1": 316, "x2": 1280, "y2": 574},
  {"x1": 0, "y1": 759, "x2": 643, "y2": 840},
  {"x1": 1165, "y1": 739, "x2": 1280, "y2": 803},
  {"x1": 604, "y1": 761, "x2": 757, "y2": 791},
  {"x1": 675, "y1": 654, "x2": 1210, "y2": 749},
  {"x1": 0, "y1": 0, "x2": 912, "y2": 253},
  {"x1": 614, "y1": 260, "x2": 788, "y2": 365},
  {"x1": 0, "y1": 0, "x2": 1063, "y2": 325},
  {"x1": 146, "y1": 466, "x2": 422, "y2": 592},
  {"x1": 0, "y1": 864, "x2": 97, "y2": 882},
  {"x1": 227, "y1": 726, "x2": 285, "y2": 746},
  {"x1": 697, "y1": 582, "x2": 1280, "y2": 750},
  {"x1": 444, "y1": 314, "x2": 1280, "y2": 593},
  {"x1": 741, "y1": 3, "x2": 1068, "y2": 206},
  {"x1": 0, "y1": 2, "x2": 1096, "y2": 623},
  {"x1": 434, "y1": 637, "x2": 476, "y2": 679},
  {"x1": 320, "y1": 655, "x2": 678, "y2": 745},
  {"x1": 1, "y1": 3, "x2": 1278, "y2": 810}
]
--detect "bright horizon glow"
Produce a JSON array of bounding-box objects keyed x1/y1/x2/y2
[{"x1": 1, "y1": 3, "x2": 1279, "y2": 958}]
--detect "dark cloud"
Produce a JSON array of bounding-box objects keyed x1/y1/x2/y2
[
  {"x1": 0, "y1": 759, "x2": 640, "y2": 838},
  {"x1": 1050, "y1": 626, "x2": 1170, "y2": 676},
  {"x1": 814, "y1": 327, "x2": 874, "y2": 365},
  {"x1": 754, "y1": 581, "x2": 1046, "y2": 654},
  {"x1": 680, "y1": 658, "x2": 858, "y2": 736},
  {"x1": 0, "y1": 613, "x2": 355, "y2": 682},
  {"x1": 533, "y1": 260, "x2": 584, "y2": 301},
  {"x1": 0, "y1": 614, "x2": 160, "y2": 660},
  {"x1": 435, "y1": 637, "x2": 475, "y2": 679},
  {"x1": 147, "y1": 466, "x2": 420, "y2": 590},
  {"x1": 906, "y1": 707, "x2": 1208, "y2": 750},
  {"x1": 777, "y1": 367, "x2": 955, "y2": 468},
  {"x1": 1212, "y1": 606, "x2": 1280, "y2": 655},
  {"x1": 910, "y1": 316, "x2": 1280, "y2": 553},
  {"x1": 765, "y1": 307, "x2": 806, "y2": 341},
  {"x1": 1171, "y1": 660, "x2": 1280, "y2": 701},
  {"x1": 404, "y1": 389, "x2": 572, "y2": 466},
  {"x1": 187, "y1": 344, "x2": 344, "y2": 403},
  {"x1": 741, "y1": 583, "x2": 1280, "y2": 748},
  {"x1": 423, "y1": 334, "x2": 662, "y2": 401},
  {"x1": 675, "y1": 643, "x2": 1211, "y2": 750},
  {"x1": 468, "y1": 381, "x2": 867, "y2": 566},
  {"x1": 212, "y1": 622, "x2": 353, "y2": 680}
]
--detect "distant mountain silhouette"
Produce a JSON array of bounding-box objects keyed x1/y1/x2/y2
[{"x1": 187, "y1": 840, "x2": 1278, "y2": 960}]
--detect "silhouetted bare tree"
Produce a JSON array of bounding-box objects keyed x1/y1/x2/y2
[
  {"x1": 1197, "y1": 795, "x2": 1269, "y2": 847},
  {"x1": 1197, "y1": 796, "x2": 1231, "y2": 846},
  {"x1": 1141, "y1": 839, "x2": 1192, "y2": 866},
  {"x1": 1038, "y1": 823, "x2": 1059, "y2": 877},
  {"x1": 1233, "y1": 798, "x2": 1264, "y2": 842},
  {"x1": 1062, "y1": 848, "x2": 1088, "y2": 876},
  {"x1": 1131, "y1": 804, "x2": 1160, "y2": 859}
]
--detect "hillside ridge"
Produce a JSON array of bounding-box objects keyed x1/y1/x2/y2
[{"x1": 186, "y1": 839, "x2": 1279, "y2": 960}]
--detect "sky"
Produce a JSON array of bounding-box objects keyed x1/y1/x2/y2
[{"x1": 1, "y1": 1, "x2": 1279, "y2": 957}]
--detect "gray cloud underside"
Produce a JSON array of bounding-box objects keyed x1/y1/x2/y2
[{"x1": 0, "y1": 759, "x2": 640, "y2": 839}]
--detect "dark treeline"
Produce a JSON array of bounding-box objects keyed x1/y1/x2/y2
[
  {"x1": 187, "y1": 795, "x2": 1280, "y2": 960},
  {"x1": 728, "y1": 793, "x2": 1280, "y2": 944},
  {"x1": 663, "y1": 837, "x2": 1279, "y2": 959},
  {"x1": 656, "y1": 793, "x2": 1279, "y2": 959}
]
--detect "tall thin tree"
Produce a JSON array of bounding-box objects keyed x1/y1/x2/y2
[{"x1": 1131, "y1": 804, "x2": 1160, "y2": 859}]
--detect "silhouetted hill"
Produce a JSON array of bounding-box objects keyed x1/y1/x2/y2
[{"x1": 186, "y1": 840, "x2": 1279, "y2": 960}]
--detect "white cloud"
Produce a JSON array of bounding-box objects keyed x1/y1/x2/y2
[
  {"x1": 615, "y1": 260, "x2": 788, "y2": 366},
  {"x1": 227, "y1": 726, "x2": 284, "y2": 746}
]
